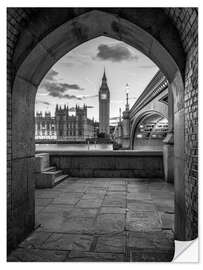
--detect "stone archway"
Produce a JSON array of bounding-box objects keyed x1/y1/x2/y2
[{"x1": 8, "y1": 8, "x2": 195, "y2": 252}]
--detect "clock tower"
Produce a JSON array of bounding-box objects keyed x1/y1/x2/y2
[{"x1": 99, "y1": 70, "x2": 110, "y2": 135}]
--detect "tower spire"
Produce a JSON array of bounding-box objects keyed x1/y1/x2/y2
[{"x1": 102, "y1": 67, "x2": 107, "y2": 82}]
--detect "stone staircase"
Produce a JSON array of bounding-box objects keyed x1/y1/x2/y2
[{"x1": 35, "y1": 153, "x2": 68, "y2": 188}]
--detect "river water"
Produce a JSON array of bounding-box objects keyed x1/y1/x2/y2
[{"x1": 35, "y1": 143, "x2": 113, "y2": 151}]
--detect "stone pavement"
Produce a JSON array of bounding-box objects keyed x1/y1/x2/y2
[{"x1": 8, "y1": 178, "x2": 174, "y2": 262}]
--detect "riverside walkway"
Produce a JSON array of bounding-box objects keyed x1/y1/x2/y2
[{"x1": 8, "y1": 177, "x2": 174, "y2": 262}]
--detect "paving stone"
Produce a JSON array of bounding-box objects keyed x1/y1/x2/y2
[
  {"x1": 7, "y1": 248, "x2": 68, "y2": 262},
  {"x1": 67, "y1": 208, "x2": 98, "y2": 218},
  {"x1": 103, "y1": 196, "x2": 126, "y2": 207},
  {"x1": 42, "y1": 204, "x2": 73, "y2": 213},
  {"x1": 127, "y1": 231, "x2": 174, "y2": 251},
  {"x1": 93, "y1": 213, "x2": 125, "y2": 233},
  {"x1": 66, "y1": 250, "x2": 125, "y2": 262},
  {"x1": 41, "y1": 233, "x2": 94, "y2": 251},
  {"x1": 127, "y1": 201, "x2": 155, "y2": 211},
  {"x1": 38, "y1": 212, "x2": 95, "y2": 233},
  {"x1": 61, "y1": 186, "x2": 88, "y2": 193},
  {"x1": 52, "y1": 193, "x2": 83, "y2": 205},
  {"x1": 35, "y1": 198, "x2": 54, "y2": 207},
  {"x1": 130, "y1": 250, "x2": 174, "y2": 262},
  {"x1": 86, "y1": 187, "x2": 107, "y2": 194},
  {"x1": 35, "y1": 206, "x2": 45, "y2": 214},
  {"x1": 36, "y1": 212, "x2": 66, "y2": 231},
  {"x1": 153, "y1": 199, "x2": 174, "y2": 212},
  {"x1": 127, "y1": 210, "x2": 158, "y2": 219},
  {"x1": 35, "y1": 191, "x2": 61, "y2": 199},
  {"x1": 126, "y1": 217, "x2": 162, "y2": 232},
  {"x1": 127, "y1": 193, "x2": 152, "y2": 200},
  {"x1": 81, "y1": 193, "x2": 105, "y2": 200},
  {"x1": 19, "y1": 231, "x2": 52, "y2": 248},
  {"x1": 100, "y1": 207, "x2": 127, "y2": 214},
  {"x1": 109, "y1": 185, "x2": 126, "y2": 191},
  {"x1": 90, "y1": 182, "x2": 109, "y2": 188},
  {"x1": 106, "y1": 191, "x2": 126, "y2": 198},
  {"x1": 76, "y1": 199, "x2": 103, "y2": 208},
  {"x1": 159, "y1": 213, "x2": 174, "y2": 229},
  {"x1": 95, "y1": 234, "x2": 126, "y2": 253}
]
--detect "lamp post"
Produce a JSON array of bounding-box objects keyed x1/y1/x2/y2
[
  {"x1": 122, "y1": 83, "x2": 130, "y2": 149},
  {"x1": 125, "y1": 83, "x2": 130, "y2": 111}
]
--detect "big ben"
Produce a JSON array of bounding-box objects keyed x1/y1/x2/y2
[{"x1": 99, "y1": 70, "x2": 110, "y2": 135}]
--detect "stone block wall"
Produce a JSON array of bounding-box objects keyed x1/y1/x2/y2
[{"x1": 48, "y1": 151, "x2": 164, "y2": 178}]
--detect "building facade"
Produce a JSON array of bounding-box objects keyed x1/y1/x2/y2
[
  {"x1": 35, "y1": 112, "x2": 56, "y2": 139},
  {"x1": 99, "y1": 70, "x2": 110, "y2": 135},
  {"x1": 35, "y1": 104, "x2": 95, "y2": 141}
]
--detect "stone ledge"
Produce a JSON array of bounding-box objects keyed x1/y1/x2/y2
[{"x1": 35, "y1": 150, "x2": 163, "y2": 157}]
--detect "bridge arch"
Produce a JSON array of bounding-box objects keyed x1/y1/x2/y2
[
  {"x1": 7, "y1": 8, "x2": 197, "y2": 252},
  {"x1": 130, "y1": 110, "x2": 167, "y2": 149}
]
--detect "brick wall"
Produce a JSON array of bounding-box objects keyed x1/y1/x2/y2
[
  {"x1": 7, "y1": 8, "x2": 34, "y2": 251},
  {"x1": 164, "y1": 8, "x2": 198, "y2": 239}
]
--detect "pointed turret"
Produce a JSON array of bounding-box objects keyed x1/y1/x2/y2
[{"x1": 102, "y1": 68, "x2": 107, "y2": 82}]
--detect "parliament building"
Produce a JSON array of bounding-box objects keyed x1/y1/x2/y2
[
  {"x1": 35, "y1": 70, "x2": 110, "y2": 141},
  {"x1": 35, "y1": 104, "x2": 95, "y2": 141}
]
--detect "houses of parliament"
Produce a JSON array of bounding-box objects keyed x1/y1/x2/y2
[{"x1": 35, "y1": 71, "x2": 110, "y2": 141}]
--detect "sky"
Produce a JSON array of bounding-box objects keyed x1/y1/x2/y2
[{"x1": 35, "y1": 36, "x2": 158, "y2": 125}]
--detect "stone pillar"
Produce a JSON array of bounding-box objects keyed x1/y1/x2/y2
[
  {"x1": 10, "y1": 77, "x2": 36, "y2": 252},
  {"x1": 122, "y1": 110, "x2": 130, "y2": 149},
  {"x1": 163, "y1": 84, "x2": 174, "y2": 183},
  {"x1": 172, "y1": 72, "x2": 186, "y2": 241},
  {"x1": 117, "y1": 122, "x2": 123, "y2": 145}
]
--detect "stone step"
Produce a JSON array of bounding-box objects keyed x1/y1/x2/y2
[
  {"x1": 54, "y1": 174, "x2": 68, "y2": 186},
  {"x1": 42, "y1": 170, "x2": 63, "y2": 178},
  {"x1": 35, "y1": 153, "x2": 50, "y2": 172},
  {"x1": 35, "y1": 169, "x2": 68, "y2": 188},
  {"x1": 42, "y1": 166, "x2": 56, "y2": 172}
]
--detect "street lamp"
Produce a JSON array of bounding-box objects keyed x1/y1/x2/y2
[{"x1": 125, "y1": 84, "x2": 130, "y2": 111}]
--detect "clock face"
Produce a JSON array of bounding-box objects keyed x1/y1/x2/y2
[{"x1": 101, "y1": 93, "x2": 107, "y2": 100}]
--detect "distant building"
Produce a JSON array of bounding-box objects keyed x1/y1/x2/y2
[
  {"x1": 35, "y1": 104, "x2": 95, "y2": 141},
  {"x1": 99, "y1": 70, "x2": 110, "y2": 135},
  {"x1": 35, "y1": 112, "x2": 56, "y2": 139}
]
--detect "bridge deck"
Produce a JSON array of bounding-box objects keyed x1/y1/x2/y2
[{"x1": 8, "y1": 178, "x2": 174, "y2": 262}]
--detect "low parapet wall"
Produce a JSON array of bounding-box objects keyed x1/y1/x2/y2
[{"x1": 35, "y1": 151, "x2": 164, "y2": 178}]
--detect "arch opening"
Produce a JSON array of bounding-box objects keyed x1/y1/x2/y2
[
  {"x1": 9, "y1": 9, "x2": 189, "y2": 255},
  {"x1": 132, "y1": 112, "x2": 168, "y2": 151}
]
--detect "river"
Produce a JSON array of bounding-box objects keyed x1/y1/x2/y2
[{"x1": 35, "y1": 143, "x2": 113, "y2": 151}]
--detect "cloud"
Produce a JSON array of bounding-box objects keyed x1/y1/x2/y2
[
  {"x1": 41, "y1": 81, "x2": 84, "y2": 96},
  {"x1": 63, "y1": 94, "x2": 83, "y2": 100},
  {"x1": 39, "y1": 68, "x2": 84, "y2": 99},
  {"x1": 44, "y1": 69, "x2": 58, "y2": 81},
  {"x1": 36, "y1": 100, "x2": 51, "y2": 106},
  {"x1": 95, "y1": 44, "x2": 138, "y2": 62},
  {"x1": 82, "y1": 94, "x2": 98, "y2": 99}
]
